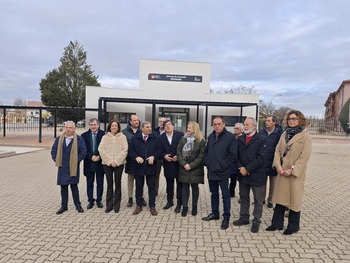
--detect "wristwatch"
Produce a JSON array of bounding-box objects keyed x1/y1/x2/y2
[{"x1": 291, "y1": 165, "x2": 295, "y2": 169}]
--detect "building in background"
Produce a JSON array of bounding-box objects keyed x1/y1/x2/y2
[
  {"x1": 86, "y1": 59, "x2": 260, "y2": 134},
  {"x1": 324, "y1": 79, "x2": 350, "y2": 132}
]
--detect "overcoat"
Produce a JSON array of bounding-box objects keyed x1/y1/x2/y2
[
  {"x1": 204, "y1": 128, "x2": 237, "y2": 181},
  {"x1": 177, "y1": 137, "x2": 206, "y2": 184},
  {"x1": 236, "y1": 132, "x2": 266, "y2": 186},
  {"x1": 122, "y1": 124, "x2": 141, "y2": 174},
  {"x1": 51, "y1": 135, "x2": 87, "y2": 185},
  {"x1": 98, "y1": 132, "x2": 128, "y2": 166},
  {"x1": 128, "y1": 133, "x2": 161, "y2": 176},
  {"x1": 158, "y1": 130, "x2": 184, "y2": 179},
  {"x1": 81, "y1": 129, "x2": 105, "y2": 176},
  {"x1": 272, "y1": 129, "x2": 312, "y2": 211}
]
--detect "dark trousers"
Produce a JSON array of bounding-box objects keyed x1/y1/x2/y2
[
  {"x1": 135, "y1": 174, "x2": 156, "y2": 208},
  {"x1": 272, "y1": 204, "x2": 301, "y2": 232},
  {"x1": 60, "y1": 184, "x2": 81, "y2": 208},
  {"x1": 86, "y1": 170, "x2": 104, "y2": 203},
  {"x1": 182, "y1": 183, "x2": 199, "y2": 208},
  {"x1": 103, "y1": 165, "x2": 124, "y2": 212},
  {"x1": 165, "y1": 177, "x2": 183, "y2": 204},
  {"x1": 238, "y1": 182, "x2": 264, "y2": 223},
  {"x1": 230, "y1": 173, "x2": 237, "y2": 196},
  {"x1": 155, "y1": 160, "x2": 163, "y2": 194},
  {"x1": 208, "y1": 179, "x2": 231, "y2": 219}
]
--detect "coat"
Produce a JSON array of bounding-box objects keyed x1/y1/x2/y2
[
  {"x1": 81, "y1": 129, "x2": 105, "y2": 176},
  {"x1": 177, "y1": 137, "x2": 206, "y2": 184},
  {"x1": 272, "y1": 129, "x2": 312, "y2": 211},
  {"x1": 98, "y1": 132, "x2": 128, "y2": 166},
  {"x1": 259, "y1": 125, "x2": 283, "y2": 176},
  {"x1": 158, "y1": 130, "x2": 184, "y2": 179},
  {"x1": 236, "y1": 132, "x2": 266, "y2": 186},
  {"x1": 128, "y1": 133, "x2": 162, "y2": 176},
  {"x1": 122, "y1": 124, "x2": 141, "y2": 174},
  {"x1": 51, "y1": 135, "x2": 87, "y2": 185},
  {"x1": 204, "y1": 128, "x2": 237, "y2": 181}
]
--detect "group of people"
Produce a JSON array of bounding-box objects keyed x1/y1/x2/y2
[{"x1": 51, "y1": 110, "x2": 311, "y2": 236}]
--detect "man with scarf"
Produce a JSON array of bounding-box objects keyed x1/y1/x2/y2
[
  {"x1": 203, "y1": 116, "x2": 237, "y2": 230},
  {"x1": 51, "y1": 121, "x2": 87, "y2": 214}
]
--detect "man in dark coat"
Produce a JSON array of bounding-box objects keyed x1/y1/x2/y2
[
  {"x1": 203, "y1": 117, "x2": 237, "y2": 230},
  {"x1": 158, "y1": 120, "x2": 184, "y2": 210},
  {"x1": 122, "y1": 114, "x2": 146, "y2": 208},
  {"x1": 128, "y1": 121, "x2": 161, "y2": 216},
  {"x1": 51, "y1": 121, "x2": 87, "y2": 215},
  {"x1": 233, "y1": 117, "x2": 266, "y2": 233},
  {"x1": 81, "y1": 118, "x2": 105, "y2": 209},
  {"x1": 259, "y1": 115, "x2": 283, "y2": 208}
]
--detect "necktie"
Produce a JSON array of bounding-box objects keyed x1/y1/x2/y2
[
  {"x1": 143, "y1": 135, "x2": 148, "y2": 143},
  {"x1": 92, "y1": 132, "x2": 97, "y2": 153}
]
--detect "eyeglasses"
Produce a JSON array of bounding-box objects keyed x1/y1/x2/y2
[{"x1": 287, "y1": 118, "x2": 299, "y2": 121}]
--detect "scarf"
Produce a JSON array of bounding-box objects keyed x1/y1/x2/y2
[
  {"x1": 285, "y1": 126, "x2": 304, "y2": 143},
  {"x1": 55, "y1": 132, "x2": 79, "y2": 177},
  {"x1": 182, "y1": 134, "x2": 195, "y2": 162}
]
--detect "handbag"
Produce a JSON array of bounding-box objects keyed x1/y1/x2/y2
[{"x1": 280, "y1": 145, "x2": 291, "y2": 165}]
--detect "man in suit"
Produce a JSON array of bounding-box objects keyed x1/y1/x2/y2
[
  {"x1": 81, "y1": 118, "x2": 105, "y2": 209},
  {"x1": 128, "y1": 121, "x2": 161, "y2": 216},
  {"x1": 158, "y1": 120, "x2": 184, "y2": 211},
  {"x1": 51, "y1": 121, "x2": 87, "y2": 214},
  {"x1": 153, "y1": 116, "x2": 167, "y2": 196}
]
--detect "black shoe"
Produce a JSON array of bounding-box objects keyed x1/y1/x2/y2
[
  {"x1": 96, "y1": 202, "x2": 103, "y2": 208},
  {"x1": 105, "y1": 208, "x2": 113, "y2": 213},
  {"x1": 251, "y1": 223, "x2": 260, "y2": 233},
  {"x1": 114, "y1": 209, "x2": 120, "y2": 213},
  {"x1": 266, "y1": 226, "x2": 283, "y2": 231},
  {"x1": 283, "y1": 229, "x2": 299, "y2": 235},
  {"x1": 163, "y1": 201, "x2": 174, "y2": 210},
  {"x1": 174, "y1": 204, "x2": 182, "y2": 213},
  {"x1": 233, "y1": 218, "x2": 249, "y2": 226},
  {"x1": 76, "y1": 206, "x2": 84, "y2": 213},
  {"x1": 87, "y1": 202, "x2": 94, "y2": 209},
  {"x1": 202, "y1": 213, "x2": 220, "y2": 221},
  {"x1": 267, "y1": 202, "x2": 273, "y2": 208},
  {"x1": 127, "y1": 198, "x2": 133, "y2": 207},
  {"x1": 181, "y1": 207, "x2": 188, "y2": 217},
  {"x1": 141, "y1": 198, "x2": 147, "y2": 207},
  {"x1": 221, "y1": 219, "x2": 230, "y2": 230},
  {"x1": 191, "y1": 206, "x2": 197, "y2": 216},
  {"x1": 230, "y1": 192, "x2": 235, "y2": 198},
  {"x1": 56, "y1": 207, "x2": 68, "y2": 215}
]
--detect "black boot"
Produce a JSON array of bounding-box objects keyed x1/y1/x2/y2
[{"x1": 163, "y1": 201, "x2": 174, "y2": 210}]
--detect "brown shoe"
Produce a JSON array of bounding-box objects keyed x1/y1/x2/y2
[
  {"x1": 150, "y1": 207, "x2": 158, "y2": 216},
  {"x1": 132, "y1": 206, "x2": 142, "y2": 215}
]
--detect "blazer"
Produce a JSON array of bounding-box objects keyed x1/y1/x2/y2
[
  {"x1": 158, "y1": 130, "x2": 184, "y2": 179},
  {"x1": 81, "y1": 129, "x2": 105, "y2": 176}
]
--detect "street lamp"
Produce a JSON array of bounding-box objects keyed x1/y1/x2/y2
[{"x1": 270, "y1": 94, "x2": 282, "y2": 104}]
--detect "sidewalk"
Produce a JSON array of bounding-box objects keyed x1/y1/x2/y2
[{"x1": 0, "y1": 132, "x2": 350, "y2": 262}]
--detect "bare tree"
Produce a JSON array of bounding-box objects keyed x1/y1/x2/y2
[
  {"x1": 211, "y1": 85, "x2": 257, "y2": 94},
  {"x1": 13, "y1": 98, "x2": 27, "y2": 106}
]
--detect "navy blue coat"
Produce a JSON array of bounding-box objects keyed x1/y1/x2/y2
[
  {"x1": 204, "y1": 128, "x2": 237, "y2": 181},
  {"x1": 128, "y1": 133, "x2": 162, "y2": 176},
  {"x1": 158, "y1": 130, "x2": 184, "y2": 179},
  {"x1": 236, "y1": 132, "x2": 266, "y2": 186},
  {"x1": 259, "y1": 125, "x2": 283, "y2": 176},
  {"x1": 81, "y1": 129, "x2": 105, "y2": 176},
  {"x1": 51, "y1": 135, "x2": 87, "y2": 185}
]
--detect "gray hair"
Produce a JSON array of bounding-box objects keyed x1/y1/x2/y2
[
  {"x1": 89, "y1": 118, "x2": 100, "y2": 125},
  {"x1": 235, "y1": 123, "x2": 244, "y2": 130},
  {"x1": 245, "y1": 117, "x2": 257, "y2": 126},
  {"x1": 141, "y1": 121, "x2": 151, "y2": 128},
  {"x1": 64, "y1": 120, "x2": 76, "y2": 128}
]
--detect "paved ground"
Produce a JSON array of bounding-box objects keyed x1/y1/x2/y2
[{"x1": 1, "y1": 132, "x2": 350, "y2": 262}]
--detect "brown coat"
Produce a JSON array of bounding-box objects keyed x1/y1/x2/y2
[{"x1": 272, "y1": 129, "x2": 312, "y2": 211}]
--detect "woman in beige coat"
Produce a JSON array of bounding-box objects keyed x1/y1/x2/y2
[
  {"x1": 266, "y1": 110, "x2": 312, "y2": 235},
  {"x1": 98, "y1": 119, "x2": 128, "y2": 213}
]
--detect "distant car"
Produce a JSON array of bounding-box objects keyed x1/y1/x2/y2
[{"x1": 76, "y1": 119, "x2": 85, "y2": 127}]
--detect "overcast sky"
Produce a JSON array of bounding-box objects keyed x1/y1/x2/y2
[{"x1": 1, "y1": 0, "x2": 350, "y2": 117}]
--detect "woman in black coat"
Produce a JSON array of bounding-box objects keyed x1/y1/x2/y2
[{"x1": 177, "y1": 121, "x2": 206, "y2": 217}]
